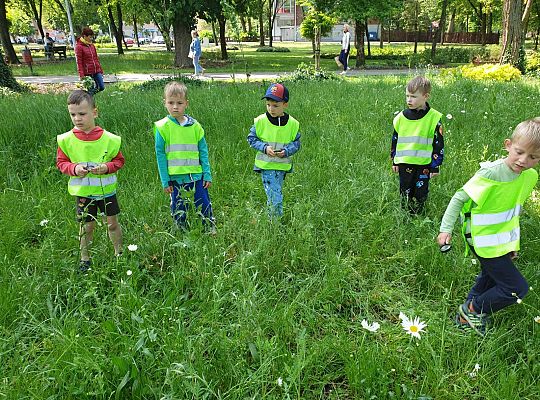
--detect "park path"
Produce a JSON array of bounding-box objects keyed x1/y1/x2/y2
[{"x1": 17, "y1": 69, "x2": 423, "y2": 85}]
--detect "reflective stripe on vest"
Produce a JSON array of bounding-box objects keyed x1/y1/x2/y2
[
  {"x1": 154, "y1": 117, "x2": 203, "y2": 175},
  {"x1": 471, "y1": 205, "x2": 521, "y2": 226},
  {"x1": 70, "y1": 175, "x2": 117, "y2": 187},
  {"x1": 253, "y1": 115, "x2": 299, "y2": 172},
  {"x1": 57, "y1": 129, "x2": 121, "y2": 197},
  {"x1": 393, "y1": 108, "x2": 441, "y2": 165},
  {"x1": 165, "y1": 144, "x2": 199, "y2": 152},
  {"x1": 473, "y1": 227, "x2": 520, "y2": 248}
]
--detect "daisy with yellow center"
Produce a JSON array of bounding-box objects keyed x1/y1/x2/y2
[{"x1": 399, "y1": 312, "x2": 427, "y2": 339}]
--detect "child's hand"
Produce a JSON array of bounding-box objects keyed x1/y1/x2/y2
[
  {"x1": 437, "y1": 232, "x2": 452, "y2": 247},
  {"x1": 203, "y1": 181, "x2": 212, "y2": 189},
  {"x1": 265, "y1": 146, "x2": 276, "y2": 157},
  {"x1": 430, "y1": 172, "x2": 440, "y2": 178},
  {"x1": 75, "y1": 163, "x2": 89, "y2": 177},
  {"x1": 275, "y1": 149, "x2": 286, "y2": 158},
  {"x1": 164, "y1": 186, "x2": 173, "y2": 194},
  {"x1": 392, "y1": 165, "x2": 399, "y2": 173},
  {"x1": 89, "y1": 163, "x2": 107, "y2": 175}
]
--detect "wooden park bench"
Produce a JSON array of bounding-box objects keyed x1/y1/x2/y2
[{"x1": 45, "y1": 45, "x2": 67, "y2": 60}]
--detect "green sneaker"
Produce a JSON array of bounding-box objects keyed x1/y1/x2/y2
[
  {"x1": 458, "y1": 301, "x2": 487, "y2": 337},
  {"x1": 454, "y1": 312, "x2": 473, "y2": 333}
]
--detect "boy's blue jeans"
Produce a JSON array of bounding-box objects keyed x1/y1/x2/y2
[
  {"x1": 261, "y1": 170, "x2": 286, "y2": 218},
  {"x1": 170, "y1": 179, "x2": 214, "y2": 228}
]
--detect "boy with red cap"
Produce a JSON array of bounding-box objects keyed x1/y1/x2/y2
[{"x1": 247, "y1": 83, "x2": 301, "y2": 218}]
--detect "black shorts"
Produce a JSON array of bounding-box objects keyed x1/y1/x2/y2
[{"x1": 76, "y1": 194, "x2": 120, "y2": 223}]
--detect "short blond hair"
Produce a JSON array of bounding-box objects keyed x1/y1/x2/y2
[
  {"x1": 511, "y1": 117, "x2": 540, "y2": 149},
  {"x1": 406, "y1": 76, "x2": 431, "y2": 95},
  {"x1": 164, "y1": 81, "x2": 188, "y2": 99}
]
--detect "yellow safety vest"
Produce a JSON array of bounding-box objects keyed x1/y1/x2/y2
[
  {"x1": 393, "y1": 108, "x2": 442, "y2": 165},
  {"x1": 461, "y1": 168, "x2": 538, "y2": 257},
  {"x1": 154, "y1": 117, "x2": 203, "y2": 175},
  {"x1": 254, "y1": 114, "x2": 299, "y2": 171},
  {"x1": 57, "y1": 130, "x2": 121, "y2": 197}
]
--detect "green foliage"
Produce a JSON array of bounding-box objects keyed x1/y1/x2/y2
[
  {"x1": 299, "y1": 10, "x2": 336, "y2": 40},
  {"x1": 94, "y1": 35, "x2": 112, "y2": 44},
  {"x1": 526, "y1": 51, "x2": 540, "y2": 77},
  {"x1": 255, "y1": 46, "x2": 291, "y2": 52},
  {"x1": 422, "y1": 46, "x2": 491, "y2": 64},
  {"x1": 0, "y1": 58, "x2": 23, "y2": 92},
  {"x1": 287, "y1": 62, "x2": 338, "y2": 81},
  {"x1": 199, "y1": 30, "x2": 214, "y2": 42},
  {"x1": 441, "y1": 63, "x2": 522, "y2": 82},
  {"x1": 134, "y1": 75, "x2": 202, "y2": 91}
]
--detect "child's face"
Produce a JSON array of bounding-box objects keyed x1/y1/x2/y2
[
  {"x1": 164, "y1": 94, "x2": 188, "y2": 120},
  {"x1": 266, "y1": 99, "x2": 288, "y2": 118},
  {"x1": 68, "y1": 100, "x2": 97, "y2": 132},
  {"x1": 504, "y1": 138, "x2": 540, "y2": 173},
  {"x1": 406, "y1": 89, "x2": 429, "y2": 110}
]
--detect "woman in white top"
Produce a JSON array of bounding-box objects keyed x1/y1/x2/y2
[{"x1": 338, "y1": 24, "x2": 351, "y2": 74}]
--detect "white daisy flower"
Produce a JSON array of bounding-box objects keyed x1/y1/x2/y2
[
  {"x1": 534, "y1": 316, "x2": 540, "y2": 324},
  {"x1": 126, "y1": 270, "x2": 133, "y2": 276},
  {"x1": 277, "y1": 377, "x2": 283, "y2": 386},
  {"x1": 516, "y1": 298, "x2": 522, "y2": 304},
  {"x1": 39, "y1": 219, "x2": 49, "y2": 226},
  {"x1": 446, "y1": 113, "x2": 453, "y2": 120},
  {"x1": 128, "y1": 244, "x2": 138, "y2": 252},
  {"x1": 461, "y1": 110, "x2": 466, "y2": 113},
  {"x1": 471, "y1": 259, "x2": 477, "y2": 265},
  {"x1": 361, "y1": 319, "x2": 380, "y2": 332},
  {"x1": 400, "y1": 314, "x2": 427, "y2": 339}
]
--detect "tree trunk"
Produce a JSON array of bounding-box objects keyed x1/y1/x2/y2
[
  {"x1": 379, "y1": 22, "x2": 383, "y2": 48},
  {"x1": 116, "y1": 3, "x2": 125, "y2": 51},
  {"x1": 240, "y1": 15, "x2": 247, "y2": 34},
  {"x1": 413, "y1": 0, "x2": 419, "y2": 54},
  {"x1": 107, "y1": 5, "x2": 124, "y2": 55},
  {"x1": 521, "y1": 0, "x2": 534, "y2": 46},
  {"x1": 431, "y1": 0, "x2": 448, "y2": 61},
  {"x1": 354, "y1": 20, "x2": 365, "y2": 67},
  {"x1": 28, "y1": 0, "x2": 45, "y2": 40},
  {"x1": 218, "y1": 13, "x2": 228, "y2": 60},
  {"x1": 172, "y1": 14, "x2": 192, "y2": 67},
  {"x1": 247, "y1": 17, "x2": 253, "y2": 34},
  {"x1": 535, "y1": 23, "x2": 540, "y2": 50},
  {"x1": 447, "y1": 9, "x2": 455, "y2": 33},
  {"x1": 268, "y1": 0, "x2": 273, "y2": 47},
  {"x1": 500, "y1": 0, "x2": 523, "y2": 70},
  {"x1": 365, "y1": 19, "x2": 371, "y2": 57},
  {"x1": 211, "y1": 21, "x2": 219, "y2": 47},
  {"x1": 258, "y1": 4, "x2": 265, "y2": 46},
  {"x1": 481, "y1": 9, "x2": 487, "y2": 45},
  {"x1": 133, "y1": 15, "x2": 140, "y2": 47},
  {"x1": 0, "y1": 0, "x2": 20, "y2": 63},
  {"x1": 487, "y1": 12, "x2": 493, "y2": 34}
]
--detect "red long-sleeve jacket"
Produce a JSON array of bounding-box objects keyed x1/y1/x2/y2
[{"x1": 75, "y1": 38, "x2": 103, "y2": 78}]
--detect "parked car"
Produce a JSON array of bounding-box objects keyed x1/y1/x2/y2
[
  {"x1": 152, "y1": 35, "x2": 165, "y2": 44},
  {"x1": 137, "y1": 37, "x2": 150, "y2": 45},
  {"x1": 125, "y1": 38, "x2": 134, "y2": 47}
]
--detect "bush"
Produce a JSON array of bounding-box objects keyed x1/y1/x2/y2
[
  {"x1": 287, "y1": 62, "x2": 337, "y2": 81},
  {"x1": 256, "y1": 46, "x2": 290, "y2": 53},
  {"x1": 95, "y1": 35, "x2": 112, "y2": 44},
  {"x1": 526, "y1": 51, "x2": 540, "y2": 73},
  {"x1": 199, "y1": 30, "x2": 213, "y2": 41},
  {"x1": 421, "y1": 46, "x2": 490, "y2": 64},
  {"x1": 441, "y1": 63, "x2": 521, "y2": 82},
  {"x1": 135, "y1": 75, "x2": 202, "y2": 91}
]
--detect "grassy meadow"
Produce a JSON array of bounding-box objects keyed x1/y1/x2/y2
[{"x1": 1, "y1": 76, "x2": 540, "y2": 399}]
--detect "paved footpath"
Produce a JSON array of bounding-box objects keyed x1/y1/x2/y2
[{"x1": 17, "y1": 69, "x2": 423, "y2": 85}]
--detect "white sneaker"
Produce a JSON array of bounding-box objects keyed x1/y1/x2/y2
[{"x1": 340, "y1": 71, "x2": 347, "y2": 75}]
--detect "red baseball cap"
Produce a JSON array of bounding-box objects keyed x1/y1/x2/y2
[{"x1": 262, "y1": 83, "x2": 289, "y2": 102}]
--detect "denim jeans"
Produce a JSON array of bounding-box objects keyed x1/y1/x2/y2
[
  {"x1": 261, "y1": 170, "x2": 286, "y2": 218},
  {"x1": 170, "y1": 179, "x2": 214, "y2": 229},
  {"x1": 192, "y1": 55, "x2": 203, "y2": 74},
  {"x1": 89, "y1": 73, "x2": 105, "y2": 95}
]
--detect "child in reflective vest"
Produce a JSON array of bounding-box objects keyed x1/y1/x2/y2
[
  {"x1": 438, "y1": 118, "x2": 540, "y2": 336},
  {"x1": 56, "y1": 90, "x2": 124, "y2": 273},
  {"x1": 154, "y1": 81, "x2": 215, "y2": 231},
  {"x1": 247, "y1": 83, "x2": 301, "y2": 218},
  {"x1": 391, "y1": 76, "x2": 444, "y2": 214}
]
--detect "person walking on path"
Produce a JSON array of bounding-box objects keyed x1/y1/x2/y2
[
  {"x1": 75, "y1": 27, "x2": 105, "y2": 95},
  {"x1": 338, "y1": 24, "x2": 351, "y2": 74},
  {"x1": 189, "y1": 30, "x2": 204, "y2": 76}
]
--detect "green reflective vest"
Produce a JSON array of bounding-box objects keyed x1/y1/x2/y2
[
  {"x1": 57, "y1": 130, "x2": 121, "y2": 197},
  {"x1": 154, "y1": 117, "x2": 203, "y2": 176},
  {"x1": 254, "y1": 114, "x2": 299, "y2": 172},
  {"x1": 393, "y1": 108, "x2": 442, "y2": 165},
  {"x1": 461, "y1": 168, "x2": 538, "y2": 258}
]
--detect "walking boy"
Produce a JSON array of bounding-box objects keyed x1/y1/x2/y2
[
  {"x1": 56, "y1": 90, "x2": 124, "y2": 272},
  {"x1": 391, "y1": 76, "x2": 444, "y2": 214},
  {"x1": 247, "y1": 83, "x2": 301, "y2": 218},
  {"x1": 154, "y1": 81, "x2": 214, "y2": 230},
  {"x1": 438, "y1": 118, "x2": 540, "y2": 336}
]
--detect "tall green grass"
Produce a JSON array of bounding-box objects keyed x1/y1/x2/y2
[{"x1": 1, "y1": 76, "x2": 540, "y2": 399}]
